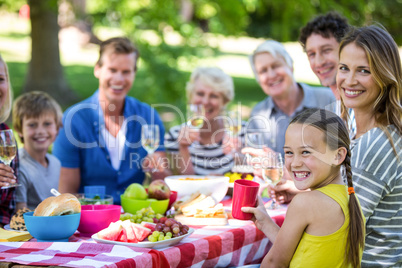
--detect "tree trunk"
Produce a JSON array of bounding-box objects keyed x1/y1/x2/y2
[{"x1": 24, "y1": 0, "x2": 77, "y2": 106}]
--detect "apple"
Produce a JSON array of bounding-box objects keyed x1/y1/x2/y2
[
  {"x1": 124, "y1": 183, "x2": 148, "y2": 200},
  {"x1": 148, "y1": 180, "x2": 171, "y2": 200}
]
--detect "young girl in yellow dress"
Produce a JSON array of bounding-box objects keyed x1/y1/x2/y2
[{"x1": 242, "y1": 108, "x2": 365, "y2": 267}]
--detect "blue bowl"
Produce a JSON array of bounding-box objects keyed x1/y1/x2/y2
[{"x1": 24, "y1": 211, "x2": 81, "y2": 242}]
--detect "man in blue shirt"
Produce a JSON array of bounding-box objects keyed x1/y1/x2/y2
[{"x1": 53, "y1": 37, "x2": 170, "y2": 204}]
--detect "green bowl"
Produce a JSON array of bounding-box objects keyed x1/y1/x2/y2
[{"x1": 120, "y1": 195, "x2": 169, "y2": 215}]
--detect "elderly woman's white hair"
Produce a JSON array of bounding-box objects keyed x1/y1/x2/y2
[
  {"x1": 186, "y1": 67, "x2": 234, "y2": 104},
  {"x1": 249, "y1": 40, "x2": 294, "y2": 83},
  {"x1": 0, "y1": 54, "x2": 13, "y2": 123}
]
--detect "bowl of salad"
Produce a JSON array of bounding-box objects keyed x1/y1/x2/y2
[{"x1": 74, "y1": 193, "x2": 113, "y2": 205}]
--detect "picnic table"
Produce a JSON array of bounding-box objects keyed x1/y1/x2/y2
[{"x1": 0, "y1": 199, "x2": 286, "y2": 268}]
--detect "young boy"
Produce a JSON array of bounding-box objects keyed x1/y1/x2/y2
[{"x1": 12, "y1": 91, "x2": 63, "y2": 210}]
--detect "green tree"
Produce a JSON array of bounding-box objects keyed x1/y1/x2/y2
[
  {"x1": 24, "y1": 0, "x2": 77, "y2": 105},
  {"x1": 245, "y1": 0, "x2": 367, "y2": 41},
  {"x1": 86, "y1": 0, "x2": 251, "y2": 114}
]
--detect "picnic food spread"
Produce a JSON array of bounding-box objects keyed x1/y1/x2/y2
[
  {"x1": 174, "y1": 191, "x2": 228, "y2": 225},
  {"x1": 33, "y1": 193, "x2": 81, "y2": 216}
]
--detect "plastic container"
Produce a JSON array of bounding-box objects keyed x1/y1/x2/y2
[
  {"x1": 24, "y1": 211, "x2": 81, "y2": 242},
  {"x1": 84, "y1": 185, "x2": 106, "y2": 199},
  {"x1": 75, "y1": 194, "x2": 113, "y2": 205},
  {"x1": 78, "y1": 204, "x2": 121, "y2": 236},
  {"x1": 120, "y1": 195, "x2": 169, "y2": 215}
]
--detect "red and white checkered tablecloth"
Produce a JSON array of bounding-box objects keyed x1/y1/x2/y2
[{"x1": 0, "y1": 201, "x2": 287, "y2": 268}]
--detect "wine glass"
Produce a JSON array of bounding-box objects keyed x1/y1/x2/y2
[
  {"x1": 223, "y1": 110, "x2": 242, "y2": 155},
  {"x1": 224, "y1": 110, "x2": 242, "y2": 137},
  {"x1": 186, "y1": 104, "x2": 205, "y2": 130},
  {"x1": 141, "y1": 124, "x2": 160, "y2": 173},
  {"x1": 0, "y1": 129, "x2": 20, "y2": 189},
  {"x1": 230, "y1": 132, "x2": 264, "y2": 180},
  {"x1": 261, "y1": 152, "x2": 284, "y2": 209}
]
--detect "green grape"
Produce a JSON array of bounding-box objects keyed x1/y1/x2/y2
[
  {"x1": 136, "y1": 218, "x2": 142, "y2": 223},
  {"x1": 164, "y1": 236, "x2": 171, "y2": 240},
  {"x1": 148, "y1": 214, "x2": 155, "y2": 219},
  {"x1": 132, "y1": 215, "x2": 138, "y2": 221},
  {"x1": 156, "y1": 214, "x2": 163, "y2": 219},
  {"x1": 148, "y1": 235, "x2": 157, "y2": 242},
  {"x1": 136, "y1": 212, "x2": 143, "y2": 218},
  {"x1": 158, "y1": 234, "x2": 165, "y2": 241},
  {"x1": 165, "y1": 232, "x2": 172, "y2": 238},
  {"x1": 152, "y1": 231, "x2": 160, "y2": 237}
]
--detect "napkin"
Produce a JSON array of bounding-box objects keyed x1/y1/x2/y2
[{"x1": 0, "y1": 228, "x2": 32, "y2": 242}]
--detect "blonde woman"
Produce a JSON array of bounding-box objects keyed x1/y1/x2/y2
[
  {"x1": 165, "y1": 67, "x2": 240, "y2": 175},
  {"x1": 0, "y1": 54, "x2": 19, "y2": 228}
]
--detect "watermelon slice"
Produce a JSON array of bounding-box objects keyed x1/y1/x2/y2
[
  {"x1": 117, "y1": 227, "x2": 128, "y2": 242},
  {"x1": 122, "y1": 220, "x2": 139, "y2": 243},
  {"x1": 141, "y1": 222, "x2": 156, "y2": 232},
  {"x1": 98, "y1": 221, "x2": 123, "y2": 241},
  {"x1": 132, "y1": 223, "x2": 151, "y2": 242}
]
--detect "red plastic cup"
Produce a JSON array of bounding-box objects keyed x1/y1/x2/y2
[{"x1": 232, "y1": 180, "x2": 260, "y2": 220}]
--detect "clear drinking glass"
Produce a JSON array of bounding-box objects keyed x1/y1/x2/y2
[
  {"x1": 223, "y1": 109, "x2": 242, "y2": 155},
  {"x1": 261, "y1": 152, "x2": 284, "y2": 209},
  {"x1": 186, "y1": 104, "x2": 205, "y2": 130},
  {"x1": 0, "y1": 129, "x2": 20, "y2": 189},
  {"x1": 141, "y1": 124, "x2": 160, "y2": 173},
  {"x1": 224, "y1": 110, "x2": 241, "y2": 137}
]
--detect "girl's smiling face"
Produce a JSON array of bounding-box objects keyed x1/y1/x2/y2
[{"x1": 284, "y1": 123, "x2": 341, "y2": 190}]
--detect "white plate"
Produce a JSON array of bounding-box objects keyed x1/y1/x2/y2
[
  {"x1": 4, "y1": 224, "x2": 29, "y2": 233},
  {"x1": 91, "y1": 228, "x2": 194, "y2": 249},
  {"x1": 165, "y1": 175, "x2": 229, "y2": 203}
]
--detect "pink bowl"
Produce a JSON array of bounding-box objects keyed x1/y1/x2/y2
[{"x1": 78, "y1": 204, "x2": 121, "y2": 236}]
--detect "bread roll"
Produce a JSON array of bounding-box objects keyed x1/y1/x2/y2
[{"x1": 34, "y1": 193, "x2": 81, "y2": 216}]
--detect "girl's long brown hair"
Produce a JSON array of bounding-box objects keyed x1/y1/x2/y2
[{"x1": 290, "y1": 108, "x2": 364, "y2": 268}]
